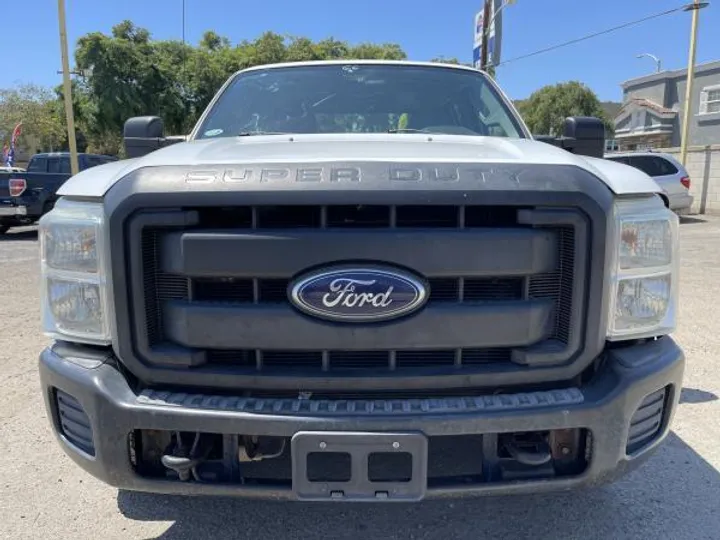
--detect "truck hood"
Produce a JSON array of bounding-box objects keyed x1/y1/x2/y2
[{"x1": 58, "y1": 134, "x2": 660, "y2": 198}]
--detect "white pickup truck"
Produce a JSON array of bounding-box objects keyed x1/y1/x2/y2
[{"x1": 38, "y1": 61, "x2": 682, "y2": 501}]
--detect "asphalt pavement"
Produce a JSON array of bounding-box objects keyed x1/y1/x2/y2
[{"x1": 1, "y1": 219, "x2": 719, "y2": 540}]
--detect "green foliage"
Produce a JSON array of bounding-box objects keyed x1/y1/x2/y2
[
  {"x1": 429, "y1": 57, "x2": 476, "y2": 70},
  {"x1": 0, "y1": 84, "x2": 66, "y2": 154},
  {"x1": 398, "y1": 113, "x2": 409, "y2": 130},
  {"x1": 8, "y1": 22, "x2": 615, "y2": 156},
  {"x1": 74, "y1": 21, "x2": 196, "y2": 148},
  {"x1": 348, "y1": 43, "x2": 405, "y2": 60},
  {"x1": 67, "y1": 22, "x2": 408, "y2": 154},
  {"x1": 430, "y1": 56, "x2": 460, "y2": 64},
  {"x1": 516, "y1": 81, "x2": 613, "y2": 136}
]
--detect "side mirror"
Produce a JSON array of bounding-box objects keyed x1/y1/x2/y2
[
  {"x1": 534, "y1": 117, "x2": 606, "y2": 159},
  {"x1": 123, "y1": 116, "x2": 185, "y2": 158},
  {"x1": 562, "y1": 116, "x2": 605, "y2": 159}
]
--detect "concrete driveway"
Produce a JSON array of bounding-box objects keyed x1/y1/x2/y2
[{"x1": 1, "y1": 218, "x2": 718, "y2": 540}]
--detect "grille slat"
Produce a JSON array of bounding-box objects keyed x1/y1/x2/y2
[
  {"x1": 396, "y1": 350, "x2": 456, "y2": 368},
  {"x1": 194, "y1": 278, "x2": 251, "y2": 302},
  {"x1": 258, "y1": 279, "x2": 289, "y2": 303},
  {"x1": 329, "y1": 351, "x2": 390, "y2": 369},
  {"x1": 528, "y1": 227, "x2": 574, "y2": 344},
  {"x1": 145, "y1": 231, "x2": 190, "y2": 344},
  {"x1": 263, "y1": 351, "x2": 322, "y2": 368},
  {"x1": 192, "y1": 276, "x2": 525, "y2": 304},
  {"x1": 257, "y1": 206, "x2": 321, "y2": 228},
  {"x1": 464, "y1": 278, "x2": 523, "y2": 301},
  {"x1": 326, "y1": 205, "x2": 390, "y2": 227},
  {"x1": 142, "y1": 231, "x2": 161, "y2": 344},
  {"x1": 193, "y1": 205, "x2": 522, "y2": 230},
  {"x1": 428, "y1": 278, "x2": 459, "y2": 302},
  {"x1": 396, "y1": 205, "x2": 459, "y2": 228},
  {"x1": 207, "y1": 349, "x2": 512, "y2": 371},
  {"x1": 461, "y1": 348, "x2": 512, "y2": 365}
]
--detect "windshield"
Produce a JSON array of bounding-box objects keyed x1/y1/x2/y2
[{"x1": 195, "y1": 64, "x2": 526, "y2": 140}]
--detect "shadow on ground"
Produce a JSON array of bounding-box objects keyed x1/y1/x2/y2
[
  {"x1": 679, "y1": 216, "x2": 707, "y2": 225},
  {"x1": 680, "y1": 387, "x2": 719, "y2": 404},
  {"x1": 0, "y1": 229, "x2": 37, "y2": 242},
  {"x1": 118, "y1": 432, "x2": 720, "y2": 540}
]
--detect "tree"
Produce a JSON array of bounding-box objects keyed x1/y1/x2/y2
[
  {"x1": 199, "y1": 31, "x2": 230, "y2": 51},
  {"x1": 516, "y1": 81, "x2": 612, "y2": 136},
  {"x1": 347, "y1": 43, "x2": 406, "y2": 60},
  {"x1": 430, "y1": 57, "x2": 462, "y2": 65},
  {"x1": 286, "y1": 37, "x2": 321, "y2": 62},
  {"x1": 75, "y1": 21, "x2": 195, "y2": 141},
  {"x1": 312, "y1": 38, "x2": 350, "y2": 60},
  {"x1": 70, "y1": 22, "x2": 409, "y2": 154},
  {"x1": 0, "y1": 84, "x2": 66, "y2": 153}
]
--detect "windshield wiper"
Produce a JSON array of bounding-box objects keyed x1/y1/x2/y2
[
  {"x1": 389, "y1": 127, "x2": 482, "y2": 136},
  {"x1": 387, "y1": 128, "x2": 428, "y2": 134},
  {"x1": 237, "y1": 131, "x2": 291, "y2": 137}
]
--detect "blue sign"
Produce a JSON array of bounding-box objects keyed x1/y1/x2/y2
[
  {"x1": 289, "y1": 267, "x2": 428, "y2": 322},
  {"x1": 473, "y1": 1, "x2": 504, "y2": 69},
  {"x1": 473, "y1": 46, "x2": 481, "y2": 69}
]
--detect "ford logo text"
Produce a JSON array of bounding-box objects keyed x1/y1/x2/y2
[{"x1": 289, "y1": 267, "x2": 428, "y2": 322}]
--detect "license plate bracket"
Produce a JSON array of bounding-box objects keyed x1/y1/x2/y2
[{"x1": 291, "y1": 431, "x2": 428, "y2": 501}]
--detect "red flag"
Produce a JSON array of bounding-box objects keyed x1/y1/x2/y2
[{"x1": 10, "y1": 123, "x2": 22, "y2": 146}]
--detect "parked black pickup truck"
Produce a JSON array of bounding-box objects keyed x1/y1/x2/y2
[{"x1": 0, "y1": 152, "x2": 116, "y2": 234}]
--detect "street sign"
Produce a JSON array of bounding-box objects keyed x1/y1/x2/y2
[
  {"x1": 473, "y1": 10, "x2": 484, "y2": 69},
  {"x1": 473, "y1": 0, "x2": 504, "y2": 69}
]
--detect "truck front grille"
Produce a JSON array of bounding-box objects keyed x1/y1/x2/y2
[{"x1": 126, "y1": 203, "x2": 588, "y2": 391}]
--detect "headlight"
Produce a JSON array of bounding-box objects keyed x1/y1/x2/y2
[
  {"x1": 619, "y1": 220, "x2": 672, "y2": 269},
  {"x1": 40, "y1": 199, "x2": 110, "y2": 344},
  {"x1": 607, "y1": 197, "x2": 679, "y2": 340},
  {"x1": 44, "y1": 223, "x2": 99, "y2": 273}
]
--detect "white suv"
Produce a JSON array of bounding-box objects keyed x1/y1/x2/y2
[{"x1": 605, "y1": 152, "x2": 693, "y2": 213}]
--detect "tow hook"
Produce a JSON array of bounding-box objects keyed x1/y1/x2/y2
[
  {"x1": 161, "y1": 432, "x2": 212, "y2": 481},
  {"x1": 238, "y1": 436, "x2": 287, "y2": 462},
  {"x1": 501, "y1": 433, "x2": 552, "y2": 467}
]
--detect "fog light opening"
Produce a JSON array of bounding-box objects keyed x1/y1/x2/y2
[
  {"x1": 497, "y1": 429, "x2": 588, "y2": 480},
  {"x1": 626, "y1": 385, "x2": 670, "y2": 455},
  {"x1": 54, "y1": 388, "x2": 95, "y2": 457}
]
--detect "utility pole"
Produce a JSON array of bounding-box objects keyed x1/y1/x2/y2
[
  {"x1": 58, "y1": 0, "x2": 79, "y2": 175},
  {"x1": 480, "y1": 0, "x2": 491, "y2": 71},
  {"x1": 679, "y1": 0, "x2": 708, "y2": 166}
]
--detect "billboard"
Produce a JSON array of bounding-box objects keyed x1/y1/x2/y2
[{"x1": 473, "y1": 0, "x2": 504, "y2": 69}]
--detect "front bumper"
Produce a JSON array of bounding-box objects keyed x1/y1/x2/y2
[
  {"x1": 669, "y1": 192, "x2": 694, "y2": 212},
  {"x1": 39, "y1": 337, "x2": 684, "y2": 499}
]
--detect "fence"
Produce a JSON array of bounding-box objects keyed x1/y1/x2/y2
[{"x1": 658, "y1": 145, "x2": 720, "y2": 215}]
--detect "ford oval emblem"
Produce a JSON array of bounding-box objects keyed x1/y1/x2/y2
[{"x1": 289, "y1": 267, "x2": 428, "y2": 322}]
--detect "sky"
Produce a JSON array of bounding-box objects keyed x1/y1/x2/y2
[{"x1": 3, "y1": 0, "x2": 719, "y2": 101}]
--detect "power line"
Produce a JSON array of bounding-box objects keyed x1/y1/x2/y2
[{"x1": 496, "y1": 4, "x2": 694, "y2": 68}]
